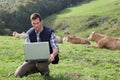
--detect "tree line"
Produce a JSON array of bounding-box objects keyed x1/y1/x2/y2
[{"x1": 0, "y1": 0, "x2": 89, "y2": 35}]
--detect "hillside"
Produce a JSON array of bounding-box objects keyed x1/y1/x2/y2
[
  {"x1": 0, "y1": 0, "x2": 86, "y2": 35},
  {"x1": 0, "y1": 0, "x2": 25, "y2": 11},
  {"x1": 44, "y1": 0, "x2": 120, "y2": 38}
]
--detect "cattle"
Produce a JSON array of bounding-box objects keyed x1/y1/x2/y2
[
  {"x1": 56, "y1": 36, "x2": 63, "y2": 44},
  {"x1": 64, "y1": 36, "x2": 90, "y2": 44},
  {"x1": 12, "y1": 31, "x2": 26, "y2": 39},
  {"x1": 63, "y1": 36, "x2": 68, "y2": 42},
  {"x1": 87, "y1": 31, "x2": 120, "y2": 50},
  {"x1": 63, "y1": 35, "x2": 76, "y2": 42}
]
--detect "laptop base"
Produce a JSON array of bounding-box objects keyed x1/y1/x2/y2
[{"x1": 25, "y1": 59, "x2": 49, "y2": 62}]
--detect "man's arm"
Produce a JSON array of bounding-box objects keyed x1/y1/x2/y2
[
  {"x1": 49, "y1": 48, "x2": 59, "y2": 62},
  {"x1": 25, "y1": 33, "x2": 30, "y2": 43},
  {"x1": 49, "y1": 32, "x2": 59, "y2": 62}
]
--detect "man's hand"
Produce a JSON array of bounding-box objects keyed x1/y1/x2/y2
[
  {"x1": 48, "y1": 48, "x2": 59, "y2": 62},
  {"x1": 48, "y1": 54, "x2": 55, "y2": 62}
]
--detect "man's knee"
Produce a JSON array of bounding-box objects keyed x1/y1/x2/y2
[
  {"x1": 14, "y1": 68, "x2": 27, "y2": 78},
  {"x1": 14, "y1": 71, "x2": 22, "y2": 78}
]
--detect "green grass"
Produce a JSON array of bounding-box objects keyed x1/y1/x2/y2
[
  {"x1": 0, "y1": 36, "x2": 120, "y2": 80},
  {"x1": 44, "y1": 0, "x2": 120, "y2": 38},
  {"x1": 1, "y1": 1, "x2": 120, "y2": 79},
  {"x1": 55, "y1": 0, "x2": 120, "y2": 17}
]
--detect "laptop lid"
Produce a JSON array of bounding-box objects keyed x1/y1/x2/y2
[{"x1": 23, "y1": 42, "x2": 50, "y2": 62}]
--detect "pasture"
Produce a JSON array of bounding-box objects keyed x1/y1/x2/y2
[
  {"x1": 44, "y1": 0, "x2": 120, "y2": 38},
  {"x1": 0, "y1": 36, "x2": 120, "y2": 80}
]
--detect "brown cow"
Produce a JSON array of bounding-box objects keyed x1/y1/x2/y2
[
  {"x1": 65, "y1": 36, "x2": 90, "y2": 44},
  {"x1": 87, "y1": 31, "x2": 120, "y2": 50}
]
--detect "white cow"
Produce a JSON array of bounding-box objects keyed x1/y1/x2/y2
[{"x1": 12, "y1": 31, "x2": 26, "y2": 39}]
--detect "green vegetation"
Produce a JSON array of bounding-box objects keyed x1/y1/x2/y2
[
  {"x1": 1, "y1": 0, "x2": 120, "y2": 79},
  {"x1": 1, "y1": 0, "x2": 120, "y2": 37},
  {"x1": 55, "y1": 0, "x2": 120, "y2": 16},
  {"x1": 0, "y1": 0, "x2": 85, "y2": 35},
  {"x1": 0, "y1": 36, "x2": 120, "y2": 80},
  {"x1": 44, "y1": 0, "x2": 120, "y2": 37}
]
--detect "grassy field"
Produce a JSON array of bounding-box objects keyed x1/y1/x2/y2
[
  {"x1": 54, "y1": 0, "x2": 120, "y2": 17},
  {"x1": 0, "y1": 36, "x2": 120, "y2": 80},
  {"x1": 1, "y1": 0, "x2": 120, "y2": 79},
  {"x1": 44, "y1": 0, "x2": 120, "y2": 38}
]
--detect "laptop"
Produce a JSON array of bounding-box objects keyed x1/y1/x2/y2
[{"x1": 23, "y1": 42, "x2": 50, "y2": 62}]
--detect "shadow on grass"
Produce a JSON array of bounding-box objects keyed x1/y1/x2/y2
[{"x1": 47, "y1": 72, "x2": 81, "y2": 80}]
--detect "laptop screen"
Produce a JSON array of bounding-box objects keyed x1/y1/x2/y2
[{"x1": 23, "y1": 42, "x2": 50, "y2": 62}]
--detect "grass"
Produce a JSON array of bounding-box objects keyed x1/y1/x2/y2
[
  {"x1": 0, "y1": 36, "x2": 120, "y2": 80},
  {"x1": 44, "y1": 0, "x2": 120, "y2": 38},
  {"x1": 1, "y1": 0, "x2": 120, "y2": 79},
  {"x1": 55, "y1": 0, "x2": 120, "y2": 17}
]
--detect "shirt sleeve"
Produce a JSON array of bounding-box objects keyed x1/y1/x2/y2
[
  {"x1": 25, "y1": 33, "x2": 30, "y2": 43},
  {"x1": 50, "y1": 32, "x2": 59, "y2": 49}
]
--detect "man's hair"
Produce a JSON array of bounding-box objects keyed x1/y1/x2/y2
[{"x1": 30, "y1": 13, "x2": 42, "y2": 21}]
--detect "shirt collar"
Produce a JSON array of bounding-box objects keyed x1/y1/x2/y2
[{"x1": 35, "y1": 26, "x2": 43, "y2": 34}]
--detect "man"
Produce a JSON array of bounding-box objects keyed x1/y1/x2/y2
[{"x1": 14, "y1": 13, "x2": 59, "y2": 78}]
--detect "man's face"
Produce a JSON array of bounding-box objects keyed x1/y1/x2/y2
[{"x1": 31, "y1": 18, "x2": 42, "y2": 32}]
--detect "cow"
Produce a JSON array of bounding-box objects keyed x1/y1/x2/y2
[
  {"x1": 56, "y1": 36, "x2": 63, "y2": 44},
  {"x1": 63, "y1": 36, "x2": 68, "y2": 42},
  {"x1": 87, "y1": 31, "x2": 120, "y2": 50},
  {"x1": 12, "y1": 31, "x2": 26, "y2": 39},
  {"x1": 64, "y1": 35, "x2": 90, "y2": 44},
  {"x1": 63, "y1": 35, "x2": 75, "y2": 42}
]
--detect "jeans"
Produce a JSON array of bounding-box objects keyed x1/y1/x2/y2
[{"x1": 14, "y1": 61, "x2": 50, "y2": 77}]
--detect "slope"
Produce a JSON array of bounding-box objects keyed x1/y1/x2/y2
[{"x1": 44, "y1": 0, "x2": 120, "y2": 38}]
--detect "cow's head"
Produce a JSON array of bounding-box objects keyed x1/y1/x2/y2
[{"x1": 88, "y1": 31, "x2": 96, "y2": 41}]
